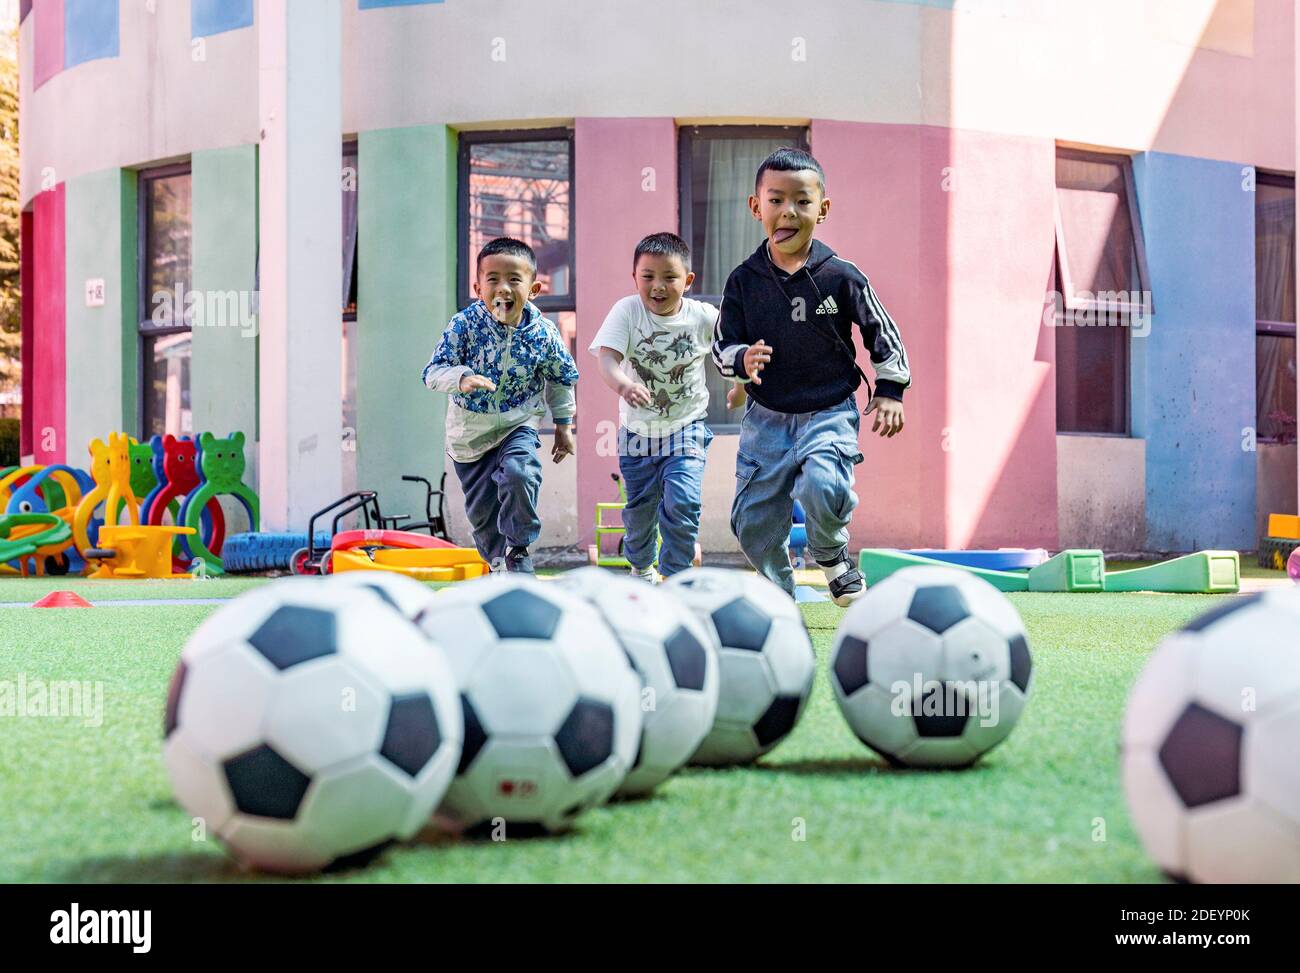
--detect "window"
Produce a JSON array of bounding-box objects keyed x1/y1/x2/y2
[
  {"x1": 139, "y1": 164, "x2": 193, "y2": 439},
  {"x1": 679, "y1": 125, "x2": 809, "y2": 429},
  {"x1": 1255, "y1": 173, "x2": 1296, "y2": 444},
  {"x1": 458, "y1": 132, "x2": 574, "y2": 314},
  {"x1": 1053, "y1": 149, "x2": 1151, "y2": 435}
]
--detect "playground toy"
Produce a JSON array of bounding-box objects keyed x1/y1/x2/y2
[
  {"x1": 291, "y1": 482, "x2": 485, "y2": 580},
  {"x1": 1268, "y1": 513, "x2": 1300, "y2": 538},
  {"x1": 331, "y1": 539, "x2": 490, "y2": 581},
  {"x1": 1258, "y1": 513, "x2": 1300, "y2": 568},
  {"x1": 180, "y1": 432, "x2": 260, "y2": 575},
  {"x1": 1, "y1": 464, "x2": 94, "y2": 575},
  {"x1": 73, "y1": 433, "x2": 141, "y2": 567},
  {"x1": 144, "y1": 435, "x2": 227, "y2": 570},
  {"x1": 587, "y1": 473, "x2": 702, "y2": 570},
  {"x1": 83, "y1": 523, "x2": 198, "y2": 580},
  {"x1": 789, "y1": 500, "x2": 807, "y2": 569},
  {"x1": 900, "y1": 549, "x2": 1049, "y2": 571},
  {"x1": 858, "y1": 548, "x2": 1239, "y2": 594},
  {"x1": 0, "y1": 513, "x2": 74, "y2": 577}
]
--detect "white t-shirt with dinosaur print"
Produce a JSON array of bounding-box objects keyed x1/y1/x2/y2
[{"x1": 590, "y1": 295, "x2": 720, "y2": 440}]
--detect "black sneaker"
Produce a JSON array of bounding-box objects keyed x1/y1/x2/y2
[
  {"x1": 504, "y1": 546, "x2": 535, "y2": 574},
  {"x1": 818, "y1": 556, "x2": 865, "y2": 607}
]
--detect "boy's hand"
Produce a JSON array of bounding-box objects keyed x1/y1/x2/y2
[
  {"x1": 743, "y1": 340, "x2": 773, "y2": 385},
  {"x1": 726, "y1": 382, "x2": 747, "y2": 410},
  {"x1": 458, "y1": 373, "x2": 497, "y2": 394},
  {"x1": 552, "y1": 425, "x2": 575, "y2": 463},
  {"x1": 865, "y1": 396, "x2": 905, "y2": 438},
  {"x1": 620, "y1": 382, "x2": 653, "y2": 408}
]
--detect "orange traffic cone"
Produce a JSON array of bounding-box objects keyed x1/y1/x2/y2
[{"x1": 32, "y1": 591, "x2": 93, "y2": 608}]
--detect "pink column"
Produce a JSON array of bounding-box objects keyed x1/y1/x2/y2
[
  {"x1": 31, "y1": 183, "x2": 66, "y2": 465},
  {"x1": 32, "y1": 0, "x2": 64, "y2": 90},
  {"x1": 20, "y1": 210, "x2": 33, "y2": 459},
  {"x1": 811, "y1": 119, "x2": 1058, "y2": 550},
  {"x1": 812, "y1": 120, "x2": 948, "y2": 548},
  {"x1": 940, "y1": 128, "x2": 1057, "y2": 549},
  {"x1": 574, "y1": 117, "x2": 678, "y2": 548}
]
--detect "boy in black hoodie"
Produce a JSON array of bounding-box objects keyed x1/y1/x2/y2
[{"x1": 711, "y1": 148, "x2": 910, "y2": 605}]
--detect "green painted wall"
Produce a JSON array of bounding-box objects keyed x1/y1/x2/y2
[
  {"x1": 191, "y1": 145, "x2": 259, "y2": 450},
  {"x1": 356, "y1": 126, "x2": 456, "y2": 515},
  {"x1": 64, "y1": 168, "x2": 136, "y2": 461}
]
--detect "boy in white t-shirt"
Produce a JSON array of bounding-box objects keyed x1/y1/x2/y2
[{"x1": 590, "y1": 232, "x2": 719, "y2": 581}]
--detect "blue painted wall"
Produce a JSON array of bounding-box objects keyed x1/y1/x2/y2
[
  {"x1": 1131, "y1": 152, "x2": 1256, "y2": 551},
  {"x1": 64, "y1": 0, "x2": 119, "y2": 69},
  {"x1": 359, "y1": 0, "x2": 444, "y2": 8},
  {"x1": 192, "y1": 0, "x2": 254, "y2": 38}
]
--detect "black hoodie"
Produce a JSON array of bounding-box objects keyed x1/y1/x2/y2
[{"x1": 711, "y1": 239, "x2": 911, "y2": 415}]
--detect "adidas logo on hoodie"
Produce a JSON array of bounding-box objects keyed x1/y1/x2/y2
[{"x1": 814, "y1": 296, "x2": 839, "y2": 315}]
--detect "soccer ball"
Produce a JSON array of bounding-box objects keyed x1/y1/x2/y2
[
  {"x1": 555, "y1": 567, "x2": 719, "y2": 797},
  {"x1": 1121, "y1": 590, "x2": 1300, "y2": 883},
  {"x1": 664, "y1": 568, "x2": 815, "y2": 765},
  {"x1": 163, "y1": 579, "x2": 462, "y2": 874},
  {"x1": 416, "y1": 575, "x2": 642, "y2": 832},
  {"x1": 829, "y1": 565, "x2": 1032, "y2": 768},
  {"x1": 326, "y1": 570, "x2": 438, "y2": 622}
]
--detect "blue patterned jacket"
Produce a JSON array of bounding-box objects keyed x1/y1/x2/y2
[{"x1": 423, "y1": 300, "x2": 579, "y2": 462}]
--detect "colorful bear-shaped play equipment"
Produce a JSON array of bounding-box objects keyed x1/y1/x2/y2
[
  {"x1": 142, "y1": 435, "x2": 227, "y2": 572},
  {"x1": 180, "y1": 431, "x2": 259, "y2": 575}
]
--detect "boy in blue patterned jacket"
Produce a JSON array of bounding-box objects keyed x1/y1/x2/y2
[{"x1": 422, "y1": 238, "x2": 579, "y2": 573}]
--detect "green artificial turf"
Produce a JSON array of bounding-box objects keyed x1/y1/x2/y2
[
  {"x1": 0, "y1": 576, "x2": 273, "y2": 604},
  {"x1": 0, "y1": 587, "x2": 1238, "y2": 883}
]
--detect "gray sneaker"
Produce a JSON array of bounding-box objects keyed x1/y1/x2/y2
[{"x1": 504, "y1": 546, "x2": 535, "y2": 574}]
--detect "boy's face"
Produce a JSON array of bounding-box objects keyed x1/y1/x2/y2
[
  {"x1": 633, "y1": 253, "x2": 694, "y2": 316},
  {"x1": 750, "y1": 169, "x2": 830, "y2": 257},
  {"x1": 473, "y1": 253, "x2": 542, "y2": 325}
]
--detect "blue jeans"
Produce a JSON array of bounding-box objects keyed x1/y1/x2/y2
[
  {"x1": 452, "y1": 425, "x2": 543, "y2": 565},
  {"x1": 731, "y1": 396, "x2": 863, "y2": 595},
  {"x1": 618, "y1": 421, "x2": 712, "y2": 577}
]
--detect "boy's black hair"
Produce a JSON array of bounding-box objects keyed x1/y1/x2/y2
[
  {"x1": 755, "y1": 147, "x2": 826, "y2": 195},
  {"x1": 633, "y1": 231, "x2": 692, "y2": 271},
  {"x1": 476, "y1": 237, "x2": 537, "y2": 276}
]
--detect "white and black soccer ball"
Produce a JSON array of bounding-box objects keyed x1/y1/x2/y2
[
  {"x1": 326, "y1": 570, "x2": 438, "y2": 623},
  {"x1": 1122, "y1": 590, "x2": 1300, "y2": 883},
  {"x1": 555, "y1": 567, "x2": 719, "y2": 797},
  {"x1": 829, "y1": 566, "x2": 1032, "y2": 768},
  {"x1": 417, "y1": 575, "x2": 642, "y2": 833},
  {"x1": 664, "y1": 568, "x2": 815, "y2": 766},
  {"x1": 163, "y1": 579, "x2": 462, "y2": 874}
]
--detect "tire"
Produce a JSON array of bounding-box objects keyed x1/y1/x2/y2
[{"x1": 220, "y1": 532, "x2": 333, "y2": 574}]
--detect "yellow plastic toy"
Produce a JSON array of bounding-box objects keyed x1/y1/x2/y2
[
  {"x1": 331, "y1": 545, "x2": 491, "y2": 582},
  {"x1": 83, "y1": 524, "x2": 198, "y2": 579},
  {"x1": 73, "y1": 432, "x2": 141, "y2": 566}
]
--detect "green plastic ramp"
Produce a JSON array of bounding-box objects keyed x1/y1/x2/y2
[
  {"x1": 1027, "y1": 549, "x2": 1106, "y2": 592},
  {"x1": 858, "y1": 549, "x2": 1029, "y2": 592},
  {"x1": 1103, "y1": 551, "x2": 1240, "y2": 594}
]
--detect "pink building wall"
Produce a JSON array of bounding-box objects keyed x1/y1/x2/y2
[
  {"x1": 31, "y1": 183, "x2": 66, "y2": 465},
  {"x1": 32, "y1": 0, "x2": 64, "y2": 91},
  {"x1": 20, "y1": 210, "x2": 33, "y2": 457},
  {"x1": 574, "y1": 117, "x2": 678, "y2": 547},
  {"x1": 812, "y1": 120, "x2": 948, "y2": 549},
  {"x1": 941, "y1": 128, "x2": 1058, "y2": 549},
  {"x1": 805, "y1": 121, "x2": 1058, "y2": 550}
]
